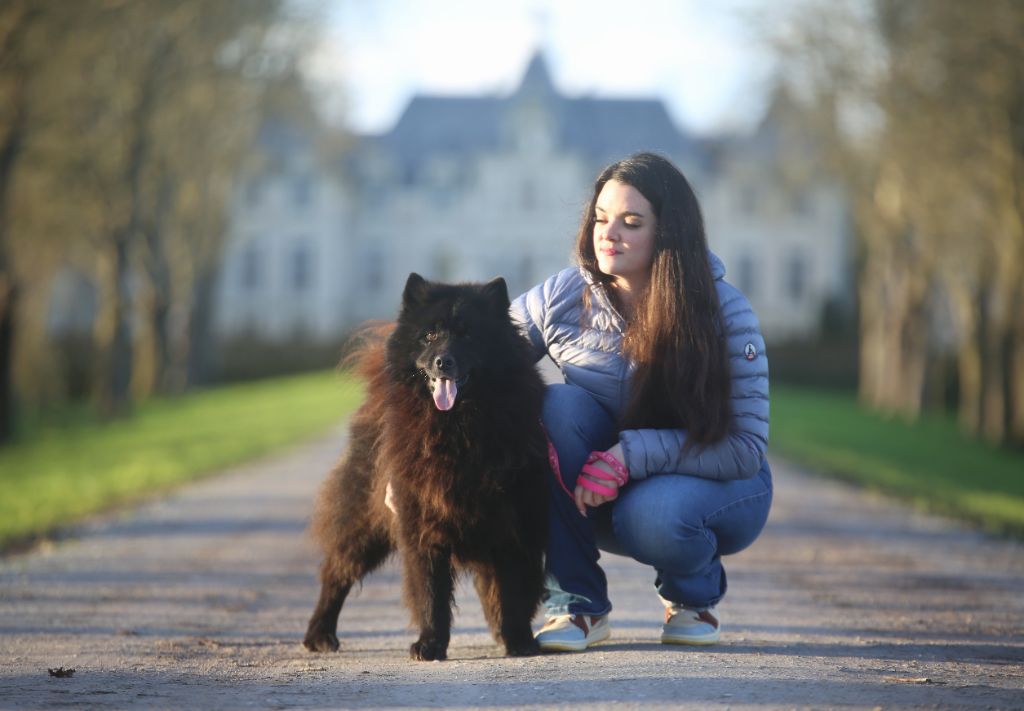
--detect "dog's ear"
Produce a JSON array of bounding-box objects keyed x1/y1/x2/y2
[
  {"x1": 481, "y1": 276, "x2": 510, "y2": 312},
  {"x1": 402, "y1": 273, "x2": 429, "y2": 308}
]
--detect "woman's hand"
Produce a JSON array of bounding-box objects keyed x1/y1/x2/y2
[{"x1": 574, "y1": 444, "x2": 627, "y2": 517}]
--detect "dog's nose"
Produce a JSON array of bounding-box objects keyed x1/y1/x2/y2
[{"x1": 435, "y1": 355, "x2": 454, "y2": 372}]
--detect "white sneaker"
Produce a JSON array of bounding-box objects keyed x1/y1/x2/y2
[
  {"x1": 661, "y1": 604, "x2": 720, "y2": 645},
  {"x1": 535, "y1": 614, "x2": 610, "y2": 652}
]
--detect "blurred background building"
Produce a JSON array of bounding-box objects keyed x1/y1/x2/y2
[
  {"x1": 12, "y1": 1, "x2": 1019, "y2": 448},
  {"x1": 214, "y1": 53, "x2": 850, "y2": 347}
]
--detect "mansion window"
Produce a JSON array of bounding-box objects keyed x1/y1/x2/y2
[
  {"x1": 787, "y1": 252, "x2": 806, "y2": 301},
  {"x1": 736, "y1": 254, "x2": 756, "y2": 298},
  {"x1": 366, "y1": 250, "x2": 384, "y2": 292},
  {"x1": 740, "y1": 187, "x2": 758, "y2": 215},
  {"x1": 245, "y1": 178, "x2": 263, "y2": 206},
  {"x1": 293, "y1": 174, "x2": 313, "y2": 207},
  {"x1": 792, "y1": 191, "x2": 811, "y2": 216},
  {"x1": 522, "y1": 181, "x2": 536, "y2": 210},
  {"x1": 292, "y1": 243, "x2": 312, "y2": 291},
  {"x1": 241, "y1": 245, "x2": 261, "y2": 290},
  {"x1": 433, "y1": 250, "x2": 455, "y2": 282},
  {"x1": 519, "y1": 255, "x2": 534, "y2": 289}
]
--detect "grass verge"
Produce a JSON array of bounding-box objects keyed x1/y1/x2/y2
[
  {"x1": 0, "y1": 370, "x2": 362, "y2": 551},
  {"x1": 771, "y1": 385, "x2": 1024, "y2": 537}
]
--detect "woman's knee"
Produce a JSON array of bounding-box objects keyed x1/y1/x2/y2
[
  {"x1": 616, "y1": 514, "x2": 715, "y2": 575},
  {"x1": 611, "y1": 479, "x2": 716, "y2": 574},
  {"x1": 542, "y1": 384, "x2": 616, "y2": 450}
]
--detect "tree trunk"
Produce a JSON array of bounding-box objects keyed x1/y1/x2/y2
[
  {"x1": 1011, "y1": 295, "x2": 1024, "y2": 443},
  {"x1": 979, "y1": 281, "x2": 1010, "y2": 444},
  {"x1": 185, "y1": 266, "x2": 217, "y2": 387},
  {"x1": 0, "y1": 277, "x2": 16, "y2": 442},
  {"x1": 948, "y1": 279, "x2": 983, "y2": 435},
  {"x1": 1000, "y1": 277, "x2": 1023, "y2": 444},
  {"x1": 898, "y1": 287, "x2": 930, "y2": 418},
  {"x1": 151, "y1": 285, "x2": 171, "y2": 392},
  {"x1": 858, "y1": 235, "x2": 889, "y2": 408},
  {"x1": 1003, "y1": 71, "x2": 1024, "y2": 444},
  {"x1": 857, "y1": 229, "x2": 929, "y2": 418},
  {"x1": 142, "y1": 170, "x2": 173, "y2": 395},
  {"x1": 980, "y1": 334, "x2": 1006, "y2": 444},
  {"x1": 96, "y1": 37, "x2": 165, "y2": 414},
  {"x1": 0, "y1": 77, "x2": 27, "y2": 442},
  {"x1": 96, "y1": 233, "x2": 134, "y2": 417}
]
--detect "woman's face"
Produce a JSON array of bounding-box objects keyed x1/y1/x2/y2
[{"x1": 593, "y1": 180, "x2": 657, "y2": 285}]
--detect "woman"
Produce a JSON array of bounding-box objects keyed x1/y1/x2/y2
[{"x1": 511, "y1": 152, "x2": 772, "y2": 652}]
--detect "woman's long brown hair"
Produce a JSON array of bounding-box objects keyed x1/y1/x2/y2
[{"x1": 576, "y1": 153, "x2": 731, "y2": 445}]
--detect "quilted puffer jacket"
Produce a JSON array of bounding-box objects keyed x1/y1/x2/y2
[{"x1": 510, "y1": 253, "x2": 769, "y2": 481}]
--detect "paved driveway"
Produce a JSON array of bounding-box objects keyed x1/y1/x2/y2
[{"x1": 1, "y1": 426, "x2": 1022, "y2": 709}]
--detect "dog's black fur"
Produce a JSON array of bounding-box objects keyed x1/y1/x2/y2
[{"x1": 303, "y1": 273, "x2": 549, "y2": 660}]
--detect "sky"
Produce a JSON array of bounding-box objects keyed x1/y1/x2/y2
[{"x1": 303, "y1": 0, "x2": 782, "y2": 137}]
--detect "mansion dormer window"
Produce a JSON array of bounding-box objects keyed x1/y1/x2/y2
[
  {"x1": 737, "y1": 254, "x2": 756, "y2": 298},
  {"x1": 787, "y1": 252, "x2": 806, "y2": 301},
  {"x1": 293, "y1": 175, "x2": 313, "y2": 207},
  {"x1": 245, "y1": 178, "x2": 263, "y2": 206},
  {"x1": 792, "y1": 191, "x2": 811, "y2": 216},
  {"x1": 292, "y1": 243, "x2": 311, "y2": 290},
  {"x1": 241, "y1": 245, "x2": 261, "y2": 289},
  {"x1": 522, "y1": 180, "x2": 536, "y2": 209},
  {"x1": 366, "y1": 250, "x2": 383, "y2": 292},
  {"x1": 740, "y1": 186, "x2": 758, "y2": 215}
]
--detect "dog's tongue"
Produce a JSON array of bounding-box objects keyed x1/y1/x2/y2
[{"x1": 432, "y1": 378, "x2": 457, "y2": 411}]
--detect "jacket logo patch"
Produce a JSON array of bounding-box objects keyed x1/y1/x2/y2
[{"x1": 744, "y1": 343, "x2": 757, "y2": 361}]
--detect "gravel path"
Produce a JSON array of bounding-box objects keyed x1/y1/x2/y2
[{"x1": 1, "y1": 425, "x2": 1022, "y2": 710}]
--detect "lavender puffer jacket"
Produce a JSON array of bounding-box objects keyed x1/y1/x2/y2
[{"x1": 510, "y1": 253, "x2": 769, "y2": 481}]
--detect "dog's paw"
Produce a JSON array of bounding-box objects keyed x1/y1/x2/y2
[
  {"x1": 303, "y1": 629, "x2": 340, "y2": 653},
  {"x1": 410, "y1": 638, "x2": 448, "y2": 661},
  {"x1": 504, "y1": 636, "x2": 541, "y2": 657}
]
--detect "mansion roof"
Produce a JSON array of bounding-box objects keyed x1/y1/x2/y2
[{"x1": 354, "y1": 53, "x2": 706, "y2": 180}]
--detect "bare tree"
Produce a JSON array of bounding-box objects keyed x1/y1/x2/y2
[
  {"x1": 0, "y1": 1, "x2": 38, "y2": 440},
  {"x1": 126, "y1": 0, "x2": 305, "y2": 394},
  {"x1": 765, "y1": 0, "x2": 1024, "y2": 444}
]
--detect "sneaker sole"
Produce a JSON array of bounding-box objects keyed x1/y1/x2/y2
[
  {"x1": 538, "y1": 627, "x2": 611, "y2": 652},
  {"x1": 660, "y1": 631, "x2": 720, "y2": 646}
]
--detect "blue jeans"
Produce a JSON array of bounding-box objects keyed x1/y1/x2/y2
[{"x1": 542, "y1": 384, "x2": 773, "y2": 616}]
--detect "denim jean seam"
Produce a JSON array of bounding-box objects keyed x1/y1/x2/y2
[
  {"x1": 701, "y1": 485, "x2": 772, "y2": 530},
  {"x1": 613, "y1": 511, "x2": 709, "y2": 571}
]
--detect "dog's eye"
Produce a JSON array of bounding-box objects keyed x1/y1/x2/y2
[{"x1": 424, "y1": 331, "x2": 438, "y2": 342}]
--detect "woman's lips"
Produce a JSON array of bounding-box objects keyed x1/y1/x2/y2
[{"x1": 599, "y1": 247, "x2": 619, "y2": 256}]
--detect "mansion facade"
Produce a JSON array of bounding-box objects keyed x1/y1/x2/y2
[{"x1": 214, "y1": 54, "x2": 850, "y2": 346}]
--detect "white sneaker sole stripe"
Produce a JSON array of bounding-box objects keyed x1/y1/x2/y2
[{"x1": 538, "y1": 627, "x2": 611, "y2": 652}]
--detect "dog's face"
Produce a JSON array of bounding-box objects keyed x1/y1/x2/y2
[{"x1": 388, "y1": 273, "x2": 512, "y2": 411}]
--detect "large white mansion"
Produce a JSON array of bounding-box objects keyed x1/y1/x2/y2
[{"x1": 214, "y1": 54, "x2": 850, "y2": 345}]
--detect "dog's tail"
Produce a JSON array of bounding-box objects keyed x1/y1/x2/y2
[{"x1": 337, "y1": 320, "x2": 395, "y2": 382}]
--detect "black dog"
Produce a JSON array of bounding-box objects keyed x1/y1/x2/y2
[{"x1": 303, "y1": 273, "x2": 549, "y2": 660}]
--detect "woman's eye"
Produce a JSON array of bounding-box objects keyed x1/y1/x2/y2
[
  {"x1": 594, "y1": 217, "x2": 607, "y2": 224},
  {"x1": 626, "y1": 221, "x2": 642, "y2": 229}
]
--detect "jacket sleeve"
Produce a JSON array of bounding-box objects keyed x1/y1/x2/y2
[
  {"x1": 510, "y1": 277, "x2": 553, "y2": 363},
  {"x1": 618, "y1": 284, "x2": 769, "y2": 481}
]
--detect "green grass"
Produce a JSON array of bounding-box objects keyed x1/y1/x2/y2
[
  {"x1": 5, "y1": 377, "x2": 1021, "y2": 549},
  {"x1": 771, "y1": 385, "x2": 1024, "y2": 537},
  {"x1": 0, "y1": 370, "x2": 363, "y2": 550}
]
